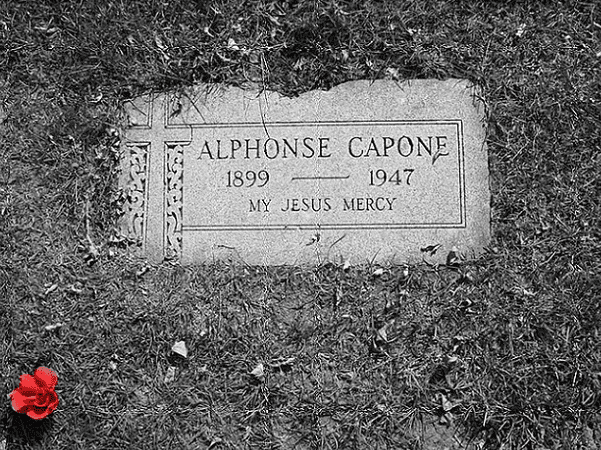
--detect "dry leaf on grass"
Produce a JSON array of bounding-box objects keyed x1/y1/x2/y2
[
  {"x1": 43, "y1": 284, "x2": 58, "y2": 296},
  {"x1": 171, "y1": 341, "x2": 188, "y2": 358},
  {"x1": 250, "y1": 363, "x2": 264, "y2": 380},
  {"x1": 164, "y1": 366, "x2": 176, "y2": 384},
  {"x1": 446, "y1": 246, "x2": 460, "y2": 266},
  {"x1": 227, "y1": 37, "x2": 240, "y2": 50},
  {"x1": 421, "y1": 244, "x2": 441, "y2": 256}
]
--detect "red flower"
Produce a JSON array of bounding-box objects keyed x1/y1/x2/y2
[{"x1": 10, "y1": 367, "x2": 59, "y2": 420}]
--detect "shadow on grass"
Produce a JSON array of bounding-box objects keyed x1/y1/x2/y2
[{"x1": 5, "y1": 409, "x2": 55, "y2": 447}]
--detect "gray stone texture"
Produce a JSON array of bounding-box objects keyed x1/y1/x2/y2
[{"x1": 119, "y1": 79, "x2": 490, "y2": 265}]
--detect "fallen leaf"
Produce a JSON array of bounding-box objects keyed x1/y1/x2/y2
[
  {"x1": 516, "y1": 23, "x2": 526, "y2": 37},
  {"x1": 375, "y1": 325, "x2": 388, "y2": 343},
  {"x1": 440, "y1": 393, "x2": 454, "y2": 412},
  {"x1": 250, "y1": 363, "x2": 264, "y2": 379},
  {"x1": 44, "y1": 284, "x2": 58, "y2": 296},
  {"x1": 439, "y1": 411, "x2": 454, "y2": 425},
  {"x1": 84, "y1": 233, "x2": 100, "y2": 265},
  {"x1": 420, "y1": 244, "x2": 441, "y2": 255},
  {"x1": 386, "y1": 67, "x2": 399, "y2": 79},
  {"x1": 445, "y1": 373, "x2": 457, "y2": 389},
  {"x1": 227, "y1": 37, "x2": 240, "y2": 50},
  {"x1": 373, "y1": 268, "x2": 384, "y2": 276},
  {"x1": 444, "y1": 355, "x2": 459, "y2": 365},
  {"x1": 67, "y1": 284, "x2": 83, "y2": 294},
  {"x1": 208, "y1": 438, "x2": 223, "y2": 449},
  {"x1": 172, "y1": 341, "x2": 188, "y2": 358},
  {"x1": 164, "y1": 366, "x2": 176, "y2": 384},
  {"x1": 446, "y1": 246, "x2": 460, "y2": 266},
  {"x1": 90, "y1": 92, "x2": 103, "y2": 103},
  {"x1": 459, "y1": 271, "x2": 475, "y2": 283},
  {"x1": 44, "y1": 323, "x2": 64, "y2": 331}
]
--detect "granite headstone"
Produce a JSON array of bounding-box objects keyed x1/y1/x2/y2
[{"x1": 119, "y1": 79, "x2": 490, "y2": 265}]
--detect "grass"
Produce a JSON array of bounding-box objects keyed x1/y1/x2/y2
[{"x1": 1, "y1": 0, "x2": 600, "y2": 448}]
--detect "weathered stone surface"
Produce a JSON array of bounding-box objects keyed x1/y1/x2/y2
[{"x1": 119, "y1": 79, "x2": 490, "y2": 265}]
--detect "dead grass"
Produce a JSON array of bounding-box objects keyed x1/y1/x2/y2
[{"x1": 1, "y1": 0, "x2": 600, "y2": 449}]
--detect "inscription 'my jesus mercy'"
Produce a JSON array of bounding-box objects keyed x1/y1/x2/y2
[{"x1": 250, "y1": 197, "x2": 398, "y2": 213}]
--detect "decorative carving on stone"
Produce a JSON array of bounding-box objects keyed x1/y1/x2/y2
[
  {"x1": 126, "y1": 143, "x2": 149, "y2": 244},
  {"x1": 165, "y1": 143, "x2": 184, "y2": 258}
]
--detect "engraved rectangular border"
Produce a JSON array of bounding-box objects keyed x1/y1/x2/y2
[{"x1": 180, "y1": 120, "x2": 466, "y2": 232}]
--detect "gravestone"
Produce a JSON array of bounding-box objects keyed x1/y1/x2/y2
[{"x1": 119, "y1": 79, "x2": 490, "y2": 265}]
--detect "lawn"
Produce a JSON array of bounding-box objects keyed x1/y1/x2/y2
[{"x1": 1, "y1": 1, "x2": 600, "y2": 449}]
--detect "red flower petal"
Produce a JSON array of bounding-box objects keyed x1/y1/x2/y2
[
  {"x1": 34, "y1": 392, "x2": 50, "y2": 408},
  {"x1": 10, "y1": 389, "x2": 37, "y2": 413},
  {"x1": 26, "y1": 406, "x2": 52, "y2": 420},
  {"x1": 34, "y1": 367, "x2": 58, "y2": 391},
  {"x1": 46, "y1": 391, "x2": 59, "y2": 411},
  {"x1": 16, "y1": 374, "x2": 43, "y2": 395}
]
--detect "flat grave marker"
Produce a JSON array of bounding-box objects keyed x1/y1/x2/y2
[{"x1": 119, "y1": 79, "x2": 490, "y2": 265}]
